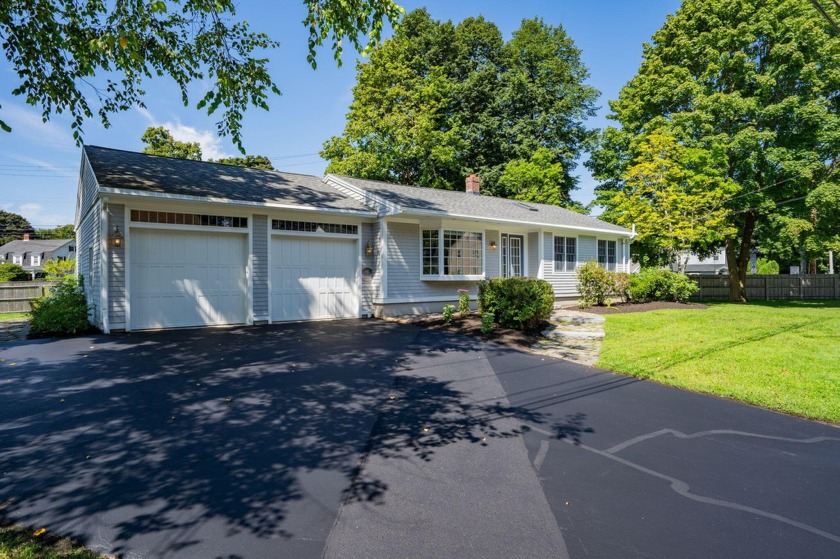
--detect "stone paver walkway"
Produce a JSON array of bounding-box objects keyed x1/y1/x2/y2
[
  {"x1": 0, "y1": 320, "x2": 29, "y2": 343},
  {"x1": 531, "y1": 309, "x2": 605, "y2": 366}
]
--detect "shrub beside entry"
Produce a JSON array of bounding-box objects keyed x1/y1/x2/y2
[{"x1": 478, "y1": 277, "x2": 553, "y2": 332}]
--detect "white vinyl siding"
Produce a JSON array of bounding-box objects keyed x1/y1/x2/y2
[
  {"x1": 270, "y1": 236, "x2": 358, "y2": 321},
  {"x1": 527, "y1": 232, "x2": 539, "y2": 277},
  {"x1": 130, "y1": 229, "x2": 248, "y2": 329},
  {"x1": 77, "y1": 201, "x2": 102, "y2": 329},
  {"x1": 361, "y1": 221, "x2": 382, "y2": 313}
]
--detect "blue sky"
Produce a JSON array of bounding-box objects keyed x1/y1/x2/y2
[{"x1": 0, "y1": 0, "x2": 681, "y2": 229}]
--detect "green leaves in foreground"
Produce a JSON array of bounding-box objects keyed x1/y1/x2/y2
[{"x1": 0, "y1": 0, "x2": 403, "y2": 152}]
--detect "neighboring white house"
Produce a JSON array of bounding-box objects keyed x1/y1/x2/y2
[
  {"x1": 0, "y1": 236, "x2": 76, "y2": 279},
  {"x1": 76, "y1": 146, "x2": 633, "y2": 332}
]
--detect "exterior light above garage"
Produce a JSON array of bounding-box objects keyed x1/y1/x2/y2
[{"x1": 489, "y1": 241, "x2": 497, "y2": 250}]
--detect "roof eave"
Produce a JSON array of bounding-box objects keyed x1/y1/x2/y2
[{"x1": 97, "y1": 187, "x2": 378, "y2": 217}]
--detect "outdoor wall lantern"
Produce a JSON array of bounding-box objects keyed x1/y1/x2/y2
[
  {"x1": 489, "y1": 241, "x2": 497, "y2": 250},
  {"x1": 364, "y1": 240, "x2": 375, "y2": 256},
  {"x1": 112, "y1": 226, "x2": 123, "y2": 248}
]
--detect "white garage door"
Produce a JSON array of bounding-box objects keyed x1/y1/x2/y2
[
  {"x1": 271, "y1": 236, "x2": 358, "y2": 321},
  {"x1": 130, "y1": 229, "x2": 248, "y2": 329}
]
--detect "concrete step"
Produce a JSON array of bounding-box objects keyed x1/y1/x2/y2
[
  {"x1": 542, "y1": 327, "x2": 605, "y2": 340},
  {"x1": 550, "y1": 310, "x2": 605, "y2": 325}
]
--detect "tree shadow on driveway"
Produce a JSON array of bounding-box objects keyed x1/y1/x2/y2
[{"x1": 0, "y1": 320, "x2": 578, "y2": 558}]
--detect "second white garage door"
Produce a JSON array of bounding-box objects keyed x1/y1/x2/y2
[
  {"x1": 271, "y1": 236, "x2": 358, "y2": 321},
  {"x1": 130, "y1": 229, "x2": 248, "y2": 330}
]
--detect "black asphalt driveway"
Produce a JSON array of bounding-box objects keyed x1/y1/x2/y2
[{"x1": 0, "y1": 321, "x2": 838, "y2": 558}]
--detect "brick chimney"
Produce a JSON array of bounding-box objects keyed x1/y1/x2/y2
[
  {"x1": 23, "y1": 233, "x2": 30, "y2": 241},
  {"x1": 465, "y1": 174, "x2": 480, "y2": 195}
]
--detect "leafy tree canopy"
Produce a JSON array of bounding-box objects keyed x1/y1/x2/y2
[
  {"x1": 322, "y1": 9, "x2": 598, "y2": 208},
  {"x1": 0, "y1": 262, "x2": 28, "y2": 282},
  {"x1": 210, "y1": 155, "x2": 274, "y2": 170},
  {"x1": 0, "y1": 0, "x2": 404, "y2": 151},
  {"x1": 141, "y1": 126, "x2": 202, "y2": 160},
  {"x1": 36, "y1": 224, "x2": 74, "y2": 240},
  {"x1": 588, "y1": 0, "x2": 840, "y2": 299},
  {"x1": 0, "y1": 210, "x2": 33, "y2": 247},
  {"x1": 43, "y1": 258, "x2": 75, "y2": 280}
]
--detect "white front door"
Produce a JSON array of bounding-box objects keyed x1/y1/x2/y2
[
  {"x1": 130, "y1": 229, "x2": 248, "y2": 329},
  {"x1": 271, "y1": 236, "x2": 358, "y2": 321}
]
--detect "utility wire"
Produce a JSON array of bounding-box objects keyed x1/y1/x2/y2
[{"x1": 808, "y1": 0, "x2": 840, "y2": 32}]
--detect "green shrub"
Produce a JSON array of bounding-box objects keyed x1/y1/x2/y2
[
  {"x1": 43, "y1": 258, "x2": 75, "y2": 280},
  {"x1": 28, "y1": 276, "x2": 92, "y2": 338},
  {"x1": 457, "y1": 289, "x2": 470, "y2": 315},
  {"x1": 612, "y1": 272, "x2": 632, "y2": 303},
  {"x1": 478, "y1": 277, "x2": 554, "y2": 332},
  {"x1": 0, "y1": 262, "x2": 28, "y2": 281},
  {"x1": 756, "y1": 258, "x2": 780, "y2": 275},
  {"x1": 629, "y1": 268, "x2": 699, "y2": 303},
  {"x1": 442, "y1": 304, "x2": 455, "y2": 323},
  {"x1": 480, "y1": 312, "x2": 494, "y2": 335},
  {"x1": 576, "y1": 261, "x2": 616, "y2": 307}
]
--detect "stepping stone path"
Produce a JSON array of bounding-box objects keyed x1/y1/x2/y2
[{"x1": 531, "y1": 309, "x2": 605, "y2": 366}]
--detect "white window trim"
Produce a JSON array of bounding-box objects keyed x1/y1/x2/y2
[
  {"x1": 553, "y1": 235, "x2": 578, "y2": 273},
  {"x1": 31, "y1": 255, "x2": 41, "y2": 266},
  {"x1": 420, "y1": 227, "x2": 485, "y2": 280},
  {"x1": 598, "y1": 239, "x2": 618, "y2": 272},
  {"x1": 12, "y1": 255, "x2": 22, "y2": 265}
]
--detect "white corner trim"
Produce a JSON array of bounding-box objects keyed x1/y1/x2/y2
[
  {"x1": 100, "y1": 198, "x2": 110, "y2": 334},
  {"x1": 380, "y1": 219, "x2": 389, "y2": 300}
]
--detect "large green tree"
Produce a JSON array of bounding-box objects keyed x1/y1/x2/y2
[
  {"x1": 0, "y1": 0, "x2": 403, "y2": 150},
  {"x1": 35, "y1": 224, "x2": 74, "y2": 239},
  {"x1": 322, "y1": 9, "x2": 598, "y2": 207},
  {"x1": 210, "y1": 155, "x2": 274, "y2": 170},
  {"x1": 589, "y1": 0, "x2": 840, "y2": 300},
  {"x1": 141, "y1": 126, "x2": 202, "y2": 160},
  {"x1": 0, "y1": 210, "x2": 33, "y2": 246}
]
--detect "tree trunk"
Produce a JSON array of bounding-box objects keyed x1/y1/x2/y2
[{"x1": 725, "y1": 212, "x2": 757, "y2": 302}]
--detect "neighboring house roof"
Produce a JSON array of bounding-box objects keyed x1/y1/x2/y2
[
  {"x1": 84, "y1": 146, "x2": 372, "y2": 213},
  {"x1": 326, "y1": 175, "x2": 632, "y2": 236},
  {"x1": 0, "y1": 239, "x2": 74, "y2": 270}
]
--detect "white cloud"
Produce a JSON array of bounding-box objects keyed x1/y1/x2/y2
[
  {"x1": 135, "y1": 106, "x2": 230, "y2": 160},
  {"x1": 14, "y1": 203, "x2": 73, "y2": 228},
  {"x1": 0, "y1": 99, "x2": 76, "y2": 152}
]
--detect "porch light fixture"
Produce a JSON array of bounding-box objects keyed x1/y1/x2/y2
[
  {"x1": 112, "y1": 226, "x2": 123, "y2": 248},
  {"x1": 364, "y1": 240, "x2": 375, "y2": 256},
  {"x1": 489, "y1": 241, "x2": 497, "y2": 250}
]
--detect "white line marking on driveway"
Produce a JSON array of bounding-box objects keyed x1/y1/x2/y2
[{"x1": 605, "y1": 428, "x2": 840, "y2": 455}]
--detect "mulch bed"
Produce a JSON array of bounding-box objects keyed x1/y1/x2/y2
[
  {"x1": 567, "y1": 301, "x2": 709, "y2": 315},
  {"x1": 388, "y1": 313, "x2": 546, "y2": 350}
]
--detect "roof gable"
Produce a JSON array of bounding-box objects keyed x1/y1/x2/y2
[{"x1": 83, "y1": 146, "x2": 372, "y2": 213}]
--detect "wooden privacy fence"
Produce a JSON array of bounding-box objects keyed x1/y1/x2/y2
[
  {"x1": 690, "y1": 274, "x2": 840, "y2": 301},
  {"x1": 0, "y1": 281, "x2": 58, "y2": 313}
]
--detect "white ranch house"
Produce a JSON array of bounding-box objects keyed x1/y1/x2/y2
[{"x1": 75, "y1": 146, "x2": 633, "y2": 332}]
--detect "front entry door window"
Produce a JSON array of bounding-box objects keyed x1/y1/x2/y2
[{"x1": 500, "y1": 234, "x2": 524, "y2": 277}]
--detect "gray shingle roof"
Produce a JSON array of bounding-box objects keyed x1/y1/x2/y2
[
  {"x1": 0, "y1": 239, "x2": 71, "y2": 255},
  {"x1": 329, "y1": 175, "x2": 632, "y2": 234},
  {"x1": 84, "y1": 146, "x2": 371, "y2": 213}
]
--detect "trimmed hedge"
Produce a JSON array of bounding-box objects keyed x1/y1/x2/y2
[{"x1": 478, "y1": 277, "x2": 554, "y2": 332}]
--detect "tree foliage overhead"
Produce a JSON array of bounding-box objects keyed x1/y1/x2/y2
[
  {"x1": 141, "y1": 126, "x2": 202, "y2": 160},
  {"x1": 0, "y1": 0, "x2": 404, "y2": 151},
  {"x1": 0, "y1": 210, "x2": 33, "y2": 247},
  {"x1": 589, "y1": 0, "x2": 840, "y2": 299},
  {"x1": 322, "y1": 9, "x2": 598, "y2": 207}
]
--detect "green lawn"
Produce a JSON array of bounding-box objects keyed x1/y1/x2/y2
[
  {"x1": 0, "y1": 313, "x2": 29, "y2": 322},
  {"x1": 0, "y1": 520, "x2": 106, "y2": 559},
  {"x1": 598, "y1": 301, "x2": 840, "y2": 423}
]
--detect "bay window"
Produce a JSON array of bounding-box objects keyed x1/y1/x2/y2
[{"x1": 422, "y1": 229, "x2": 483, "y2": 278}]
